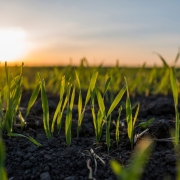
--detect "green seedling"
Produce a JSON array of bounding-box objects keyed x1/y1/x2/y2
[
  {"x1": 91, "y1": 89, "x2": 103, "y2": 143},
  {"x1": 25, "y1": 82, "x2": 41, "y2": 120},
  {"x1": 0, "y1": 136, "x2": 7, "y2": 180},
  {"x1": 1, "y1": 62, "x2": 23, "y2": 133},
  {"x1": 65, "y1": 84, "x2": 75, "y2": 147},
  {"x1": 110, "y1": 138, "x2": 153, "y2": 180},
  {"x1": 76, "y1": 70, "x2": 98, "y2": 137},
  {"x1": 138, "y1": 118, "x2": 155, "y2": 129},
  {"x1": 115, "y1": 106, "x2": 122, "y2": 147},
  {"x1": 7, "y1": 133, "x2": 42, "y2": 146},
  {"x1": 38, "y1": 73, "x2": 52, "y2": 139},
  {"x1": 95, "y1": 84, "x2": 126, "y2": 151},
  {"x1": 170, "y1": 68, "x2": 179, "y2": 146},
  {"x1": 125, "y1": 77, "x2": 140, "y2": 149},
  {"x1": 51, "y1": 76, "x2": 67, "y2": 133}
]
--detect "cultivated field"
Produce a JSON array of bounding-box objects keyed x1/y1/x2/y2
[{"x1": 1, "y1": 53, "x2": 180, "y2": 180}]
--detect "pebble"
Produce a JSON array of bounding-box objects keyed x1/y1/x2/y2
[
  {"x1": 165, "y1": 154, "x2": 176, "y2": 164},
  {"x1": 40, "y1": 172, "x2": 51, "y2": 180}
]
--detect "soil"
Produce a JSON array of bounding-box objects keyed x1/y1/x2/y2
[{"x1": 2, "y1": 92, "x2": 180, "y2": 180}]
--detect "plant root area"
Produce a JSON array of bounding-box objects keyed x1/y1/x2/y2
[{"x1": 3, "y1": 93, "x2": 179, "y2": 180}]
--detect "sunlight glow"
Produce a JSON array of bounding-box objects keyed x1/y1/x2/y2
[{"x1": 0, "y1": 28, "x2": 28, "y2": 62}]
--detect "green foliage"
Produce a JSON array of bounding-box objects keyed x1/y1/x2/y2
[
  {"x1": 170, "y1": 68, "x2": 179, "y2": 146},
  {"x1": 51, "y1": 76, "x2": 66, "y2": 133},
  {"x1": 25, "y1": 82, "x2": 41, "y2": 120},
  {"x1": 110, "y1": 139, "x2": 153, "y2": 180},
  {"x1": 0, "y1": 136, "x2": 7, "y2": 180},
  {"x1": 125, "y1": 77, "x2": 140, "y2": 149},
  {"x1": 38, "y1": 73, "x2": 52, "y2": 139},
  {"x1": 115, "y1": 106, "x2": 122, "y2": 147},
  {"x1": 77, "y1": 70, "x2": 98, "y2": 137},
  {"x1": 138, "y1": 118, "x2": 155, "y2": 129},
  {"x1": 65, "y1": 84, "x2": 75, "y2": 147},
  {"x1": 7, "y1": 133, "x2": 42, "y2": 146},
  {"x1": 2, "y1": 62, "x2": 23, "y2": 133},
  {"x1": 93, "y1": 81, "x2": 126, "y2": 151}
]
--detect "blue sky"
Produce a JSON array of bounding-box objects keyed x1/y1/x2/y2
[{"x1": 0, "y1": 0, "x2": 180, "y2": 66}]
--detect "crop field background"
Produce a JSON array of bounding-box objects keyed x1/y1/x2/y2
[
  {"x1": 1, "y1": 57, "x2": 180, "y2": 96},
  {"x1": 1, "y1": 53, "x2": 180, "y2": 180}
]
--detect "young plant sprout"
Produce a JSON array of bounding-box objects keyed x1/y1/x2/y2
[
  {"x1": 138, "y1": 118, "x2": 155, "y2": 129},
  {"x1": 65, "y1": 84, "x2": 75, "y2": 147},
  {"x1": 51, "y1": 76, "x2": 67, "y2": 133},
  {"x1": 125, "y1": 77, "x2": 140, "y2": 149},
  {"x1": 0, "y1": 136, "x2": 7, "y2": 180},
  {"x1": 170, "y1": 67, "x2": 179, "y2": 146},
  {"x1": 94, "y1": 82, "x2": 126, "y2": 151},
  {"x1": 115, "y1": 106, "x2": 122, "y2": 147},
  {"x1": 110, "y1": 138, "x2": 153, "y2": 180},
  {"x1": 38, "y1": 73, "x2": 52, "y2": 139},
  {"x1": 76, "y1": 70, "x2": 98, "y2": 137}
]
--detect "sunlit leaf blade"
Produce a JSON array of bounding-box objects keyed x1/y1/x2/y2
[
  {"x1": 7, "y1": 133, "x2": 42, "y2": 146},
  {"x1": 51, "y1": 100, "x2": 62, "y2": 133},
  {"x1": 103, "y1": 77, "x2": 111, "y2": 97},
  {"x1": 0, "y1": 137, "x2": 7, "y2": 180},
  {"x1": 110, "y1": 161, "x2": 124, "y2": 177},
  {"x1": 51, "y1": 77, "x2": 65, "y2": 132},
  {"x1": 96, "y1": 88, "x2": 105, "y2": 116},
  {"x1": 75, "y1": 70, "x2": 84, "y2": 136},
  {"x1": 116, "y1": 106, "x2": 122, "y2": 146},
  {"x1": 153, "y1": 52, "x2": 169, "y2": 68},
  {"x1": 70, "y1": 85, "x2": 75, "y2": 110},
  {"x1": 111, "y1": 139, "x2": 153, "y2": 180},
  {"x1": 85, "y1": 71, "x2": 98, "y2": 106},
  {"x1": 96, "y1": 109, "x2": 103, "y2": 142},
  {"x1": 170, "y1": 68, "x2": 178, "y2": 106},
  {"x1": 133, "y1": 103, "x2": 140, "y2": 127},
  {"x1": 75, "y1": 71, "x2": 81, "y2": 89},
  {"x1": 107, "y1": 85, "x2": 126, "y2": 118},
  {"x1": 106, "y1": 115, "x2": 111, "y2": 152},
  {"x1": 170, "y1": 67, "x2": 179, "y2": 146},
  {"x1": 124, "y1": 77, "x2": 134, "y2": 149},
  {"x1": 60, "y1": 76, "x2": 65, "y2": 99},
  {"x1": 127, "y1": 139, "x2": 153, "y2": 180},
  {"x1": 40, "y1": 78, "x2": 51, "y2": 139},
  {"x1": 25, "y1": 82, "x2": 41, "y2": 119},
  {"x1": 65, "y1": 106, "x2": 72, "y2": 147}
]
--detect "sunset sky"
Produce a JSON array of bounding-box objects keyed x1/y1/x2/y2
[{"x1": 0, "y1": 0, "x2": 180, "y2": 66}]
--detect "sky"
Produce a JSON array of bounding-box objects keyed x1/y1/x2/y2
[{"x1": 0, "y1": 0, "x2": 180, "y2": 66}]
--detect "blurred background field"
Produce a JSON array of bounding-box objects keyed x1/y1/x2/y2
[{"x1": 1, "y1": 58, "x2": 179, "y2": 97}]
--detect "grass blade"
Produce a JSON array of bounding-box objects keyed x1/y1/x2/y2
[
  {"x1": 38, "y1": 73, "x2": 52, "y2": 139},
  {"x1": 0, "y1": 137, "x2": 7, "y2": 180},
  {"x1": 8, "y1": 133, "x2": 42, "y2": 146},
  {"x1": 133, "y1": 103, "x2": 140, "y2": 127},
  {"x1": 25, "y1": 82, "x2": 41, "y2": 119},
  {"x1": 107, "y1": 85, "x2": 126, "y2": 118},
  {"x1": 103, "y1": 77, "x2": 111, "y2": 98},
  {"x1": 153, "y1": 52, "x2": 169, "y2": 68},
  {"x1": 96, "y1": 88, "x2": 105, "y2": 117},
  {"x1": 170, "y1": 68, "x2": 179, "y2": 146},
  {"x1": 85, "y1": 70, "x2": 98, "y2": 106}
]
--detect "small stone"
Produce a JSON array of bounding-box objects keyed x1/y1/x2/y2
[
  {"x1": 40, "y1": 172, "x2": 51, "y2": 180},
  {"x1": 165, "y1": 154, "x2": 176, "y2": 164},
  {"x1": 24, "y1": 153, "x2": 32, "y2": 160},
  {"x1": 65, "y1": 176, "x2": 76, "y2": 180},
  {"x1": 44, "y1": 166, "x2": 50, "y2": 172},
  {"x1": 44, "y1": 154, "x2": 52, "y2": 161}
]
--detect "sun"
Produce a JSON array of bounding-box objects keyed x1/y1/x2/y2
[{"x1": 0, "y1": 28, "x2": 27, "y2": 62}]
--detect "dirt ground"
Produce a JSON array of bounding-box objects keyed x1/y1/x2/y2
[{"x1": 3, "y1": 93, "x2": 179, "y2": 180}]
